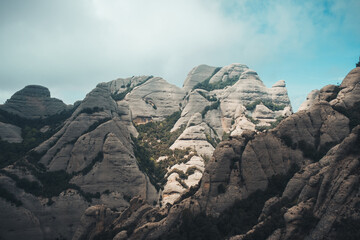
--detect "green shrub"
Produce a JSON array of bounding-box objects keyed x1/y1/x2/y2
[
  {"x1": 176, "y1": 177, "x2": 189, "y2": 189},
  {"x1": 164, "y1": 164, "x2": 300, "y2": 239},
  {"x1": 201, "y1": 100, "x2": 220, "y2": 118},
  {"x1": 245, "y1": 100, "x2": 286, "y2": 111},
  {"x1": 0, "y1": 107, "x2": 75, "y2": 168},
  {"x1": 79, "y1": 151, "x2": 104, "y2": 176},
  {"x1": 186, "y1": 166, "x2": 200, "y2": 175},
  {"x1": 197, "y1": 91, "x2": 217, "y2": 102},
  {"x1": 111, "y1": 76, "x2": 153, "y2": 101},
  {"x1": 132, "y1": 111, "x2": 193, "y2": 190},
  {"x1": 79, "y1": 107, "x2": 104, "y2": 114},
  {"x1": 168, "y1": 169, "x2": 187, "y2": 179}
]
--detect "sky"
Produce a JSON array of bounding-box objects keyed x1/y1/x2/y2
[{"x1": 0, "y1": 0, "x2": 359, "y2": 111}]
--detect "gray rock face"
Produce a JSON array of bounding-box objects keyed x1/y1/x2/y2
[
  {"x1": 91, "y1": 67, "x2": 360, "y2": 240},
  {"x1": 182, "y1": 64, "x2": 218, "y2": 92},
  {"x1": 0, "y1": 171, "x2": 89, "y2": 240},
  {"x1": 122, "y1": 77, "x2": 185, "y2": 122},
  {"x1": 208, "y1": 63, "x2": 248, "y2": 84},
  {"x1": 72, "y1": 205, "x2": 119, "y2": 240},
  {"x1": 298, "y1": 89, "x2": 320, "y2": 111},
  {"x1": 0, "y1": 82, "x2": 158, "y2": 239},
  {"x1": 165, "y1": 63, "x2": 292, "y2": 204},
  {"x1": 173, "y1": 64, "x2": 292, "y2": 134},
  {"x1": 34, "y1": 84, "x2": 158, "y2": 207},
  {"x1": 0, "y1": 85, "x2": 69, "y2": 119},
  {"x1": 0, "y1": 122, "x2": 22, "y2": 143},
  {"x1": 71, "y1": 132, "x2": 157, "y2": 203}
]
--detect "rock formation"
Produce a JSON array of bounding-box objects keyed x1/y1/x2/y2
[
  {"x1": 0, "y1": 63, "x2": 294, "y2": 239},
  {"x1": 79, "y1": 66, "x2": 360, "y2": 240},
  {"x1": 0, "y1": 85, "x2": 70, "y2": 119},
  {"x1": 298, "y1": 89, "x2": 320, "y2": 111},
  {"x1": 0, "y1": 122, "x2": 22, "y2": 143},
  {"x1": 162, "y1": 63, "x2": 292, "y2": 204}
]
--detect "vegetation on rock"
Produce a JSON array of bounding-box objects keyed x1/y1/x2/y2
[
  {"x1": 0, "y1": 108, "x2": 75, "y2": 168},
  {"x1": 192, "y1": 68, "x2": 242, "y2": 91},
  {"x1": 245, "y1": 99, "x2": 286, "y2": 111},
  {"x1": 132, "y1": 111, "x2": 194, "y2": 190},
  {"x1": 201, "y1": 100, "x2": 220, "y2": 118},
  {"x1": 166, "y1": 164, "x2": 300, "y2": 240},
  {"x1": 111, "y1": 76, "x2": 153, "y2": 101}
]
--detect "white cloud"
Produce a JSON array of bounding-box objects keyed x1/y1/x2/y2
[{"x1": 0, "y1": 0, "x2": 359, "y2": 109}]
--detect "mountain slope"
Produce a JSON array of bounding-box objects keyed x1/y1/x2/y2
[
  {"x1": 78, "y1": 67, "x2": 360, "y2": 240},
  {"x1": 0, "y1": 63, "x2": 293, "y2": 239}
]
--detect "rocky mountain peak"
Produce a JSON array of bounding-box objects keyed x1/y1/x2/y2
[
  {"x1": 183, "y1": 64, "x2": 218, "y2": 92},
  {"x1": 83, "y1": 66, "x2": 360, "y2": 240},
  {"x1": 0, "y1": 84, "x2": 69, "y2": 119},
  {"x1": 209, "y1": 63, "x2": 249, "y2": 84},
  {"x1": 12, "y1": 85, "x2": 51, "y2": 98},
  {"x1": 272, "y1": 79, "x2": 286, "y2": 88}
]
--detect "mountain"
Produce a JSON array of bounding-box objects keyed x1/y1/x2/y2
[
  {"x1": 0, "y1": 85, "x2": 70, "y2": 119},
  {"x1": 72, "y1": 66, "x2": 360, "y2": 240},
  {"x1": 0, "y1": 63, "x2": 293, "y2": 239}
]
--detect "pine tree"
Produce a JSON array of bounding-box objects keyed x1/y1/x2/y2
[{"x1": 357, "y1": 57, "x2": 360, "y2": 67}]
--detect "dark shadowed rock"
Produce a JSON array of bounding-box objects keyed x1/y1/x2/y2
[{"x1": 0, "y1": 85, "x2": 69, "y2": 119}]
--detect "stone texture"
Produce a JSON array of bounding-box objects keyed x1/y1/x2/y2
[
  {"x1": 170, "y1": 122, "x2": 215, "y2": 157},
  {"x1": 298, "y1": 90, "x2": 320, "y2": 112},
  {"x1": 0, "y1": 85, "x2": 69, "y2": 119},
  {"x1": 183, "y1": 64, "x2": 218, "y2": 92},
  {"x1": 0, "y1": 122, "x2": 22, "y2": 143},
  {"x1": 71, "y1": 133, "x2": 157, "y2": 205},
  {"x1": 72, "y1": 205, "x2": 119, "y2": 240},
  {"x1": 162, "y1": 155, "x2": 204, "y2": 205},
  {"x1": 171, "y1": 90, "x2": 210, "y2": 131},
  {"x1": 93, "y1": 67, "x2": 360, "y2": 240},
  {"x1": 208, "y1": 63, "x2": 248, "y2": 84},
  {"x1": 0, "y1": 172, "x2": 89, "y2": 240},
  {"x1": 122, "y1": 77, "x2": 185, "y2": 121}
]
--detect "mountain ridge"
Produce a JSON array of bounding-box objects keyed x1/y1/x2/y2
[{"x1": 0, "y1": 62, "x2": 296, "y2": 239}]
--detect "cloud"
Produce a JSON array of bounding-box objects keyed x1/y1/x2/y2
[{"x1": 0, "y1": 0, "x2": 359, "y2": 111}]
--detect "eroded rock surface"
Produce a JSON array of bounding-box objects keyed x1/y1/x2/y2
[
  {"x1": 0, "y1": 85, "x2": 69, "y2": 119},
  {"x1": 86, "y1": 67, "x2": 360, "y2": 240},
  {"x1": 0, "y1": 122, "x2": 22, "y2": 143}
]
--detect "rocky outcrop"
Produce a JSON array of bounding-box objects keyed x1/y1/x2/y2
[
  {"x1": 0, "y1": 62, "x2": 298, "y2": 239},
  {"x1": 0, "y1": 171, "x2": 89, "y2": 240},
  {"x1": 0, "y1": 122, "x2": 22, "y2": 143},
  {"x1": 174, "y1": 64, "x2": 292, "y2": 134},
  {"x1": 0, "y1": 82, "x2": 158, "y2": 239},
  {"x1": 298, "y1": 89, "x2": 320, "y2": 111},
  {"x1": 0, "y1": 85, "x2": 69, "y2": 119},
  {"x1": 72, "y1": 205, "x2": 119, "y2": 240},
  {"x1": 105, "y1": 76, "x2": 185, "y2": 122},
  {"x1": 165, "y1": 63, "x2": 292, "y2": 205},
  {"x1": 208, "y1": 63, "x2": 248, "y2": 84},
  {"x1": 89, "y1": 67, "x2": 360, "y2": 240},
  {"x1": 182, "y1": 64, "x2": 218, "y2": 92},
  {"x1": 34, "y1": 83, "x2": 158, "y2": 206}
]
